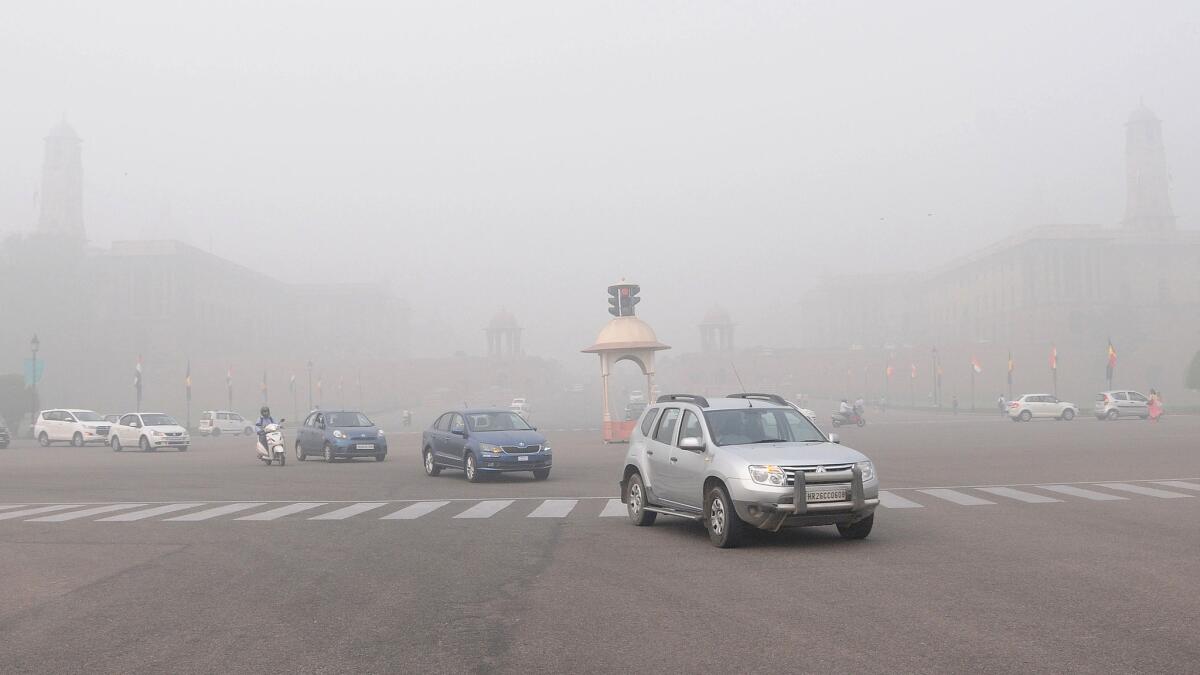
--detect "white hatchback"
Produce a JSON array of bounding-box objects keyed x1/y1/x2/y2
[
  {"x1": 109, "y1": 412, "x2": 190, "y2": 452},
  {"x1": 34, "y1": 409, "x2": 113, "y2": 446},
  {"x1": 198, "y1": 410, "x2": 254, "y2": 436},
  {"x1": 1008, "y1": 394, "x2": 1077, "y2": 422}
]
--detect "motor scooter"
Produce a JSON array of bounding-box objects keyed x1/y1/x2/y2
[
  {"x1": 256, "y1": 420, "x2": 287, "y2": 466},
  {"x1": 830, "y1": 411, "x2": 866, "y2": 428}
]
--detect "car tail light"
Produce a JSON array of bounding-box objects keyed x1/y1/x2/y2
[{"x1": 1008, "y1": 401, "x2": 1019, "y2": 408}]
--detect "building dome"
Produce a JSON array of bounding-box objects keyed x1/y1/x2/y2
[
  {"x1": 582, "y1": 316, "x2": 670, "y2": 353},
  {"x1": 488, "y1": 308, "x2": 519, "y2": 331},
  {"x1": 47, "y1": 120, "x2": 80, "y2": 140},
  {"x1": 700, "y1": 305, "x2": 732, "y2": 326}
]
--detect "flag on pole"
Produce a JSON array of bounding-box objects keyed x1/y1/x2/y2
[
  {"x1": 971, "y1": 356, "x2": 983, "y2": 374},
  {"x1": 885, "y1": 365, "x2": 895, "y2": 380},
  {"x1": 134, "y1": 355, "x2": 143, "y2": 409},
  {"x1": 910, "y1": 364, "x2": 917, "y2": 379},
  {"x1": 1050, "y1": 345, "x2": 1058, "y2": 370},
  {"x1": 1106, "y1": 339, "x2": 1117, "y2": 381},
  {"x1": 185, "y1": 360, "x2": 192, "y2": 402},
  {"x1": 1007, "y1": 351, "x2": 1014, "y2": 385}
]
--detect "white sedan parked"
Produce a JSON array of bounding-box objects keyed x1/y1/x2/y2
[
  {"x1": 1008, "y1": 394, "x2": 1078, "y2": 422},
  {"x1": 110, "y1": 412, "x2": 191, "y2": 452}
]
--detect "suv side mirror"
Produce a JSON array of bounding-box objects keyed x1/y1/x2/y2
[
  {"x1": 829, "y1": 433, "x2": 841, "y2": 444},
  {"x1": 679, "y1": 436, "x2": 705, "y2": 451}
]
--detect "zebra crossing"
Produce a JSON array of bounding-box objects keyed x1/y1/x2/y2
[{"x1": 0, "y1": 480, "x2": 1195, "y2": 524}]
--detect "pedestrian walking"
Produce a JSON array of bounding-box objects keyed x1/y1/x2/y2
[
  {"x1": 1148, "y1": 389, "x2": 1164, "y2": 422},
  {"x1": 952, "y1": 395, "x2": 959, "y2": 415},
  {"x1": 997, "y1": 395, "x2": 1007, "y2": 417}
]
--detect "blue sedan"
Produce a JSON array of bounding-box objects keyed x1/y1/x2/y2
[
  {"x1": 295, "y1": 410, "x2": 388, "y2": 462},
  {"x1": 421, "y1": 409, "x2": 552, "y2": 482}
]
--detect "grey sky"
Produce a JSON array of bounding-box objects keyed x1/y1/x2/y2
[{"x1": 2, "y1": 1, "x2": 1198, "y2": 359}]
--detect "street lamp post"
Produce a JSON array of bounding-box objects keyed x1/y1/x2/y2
[
  {"x1": 29, "y1": 334, "x2": 40, "y2": 438},
  {"x1": 307, "y1": 360, "x2": 313, "y2": 411}
]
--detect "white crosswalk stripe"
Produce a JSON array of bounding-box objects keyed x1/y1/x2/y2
[
  {"x1": 311, "y1": 502, "x2": 389, "y2": 520},
  {"x1": 527, "y1": 499, "x2": 577, "y2": 518},
  {"x1": 878, "y1": 491, "x2": 924, "y2": 508},
  {"x1": 98, "y1": 503, "x2": 206, "y2": 521},
  {"x1": 236, "y1": 502, "x2": 327, "y2": 520},
  {"x1": 454, "y1": 500, "x2": 514, "y2": 519},
  {"x1": 599, "y1": 498, "x2": 626, "y2": 517},
  {"x1": 918, "y1": 489, "x2": 995, "y2": 506},
  {"x1": 381, "y1": 501, "x2": 450, "y2": 520},
  {"x1": 165, "y1": 503, "x2": 268, "y2": 521},
  {"x1": 976, "y1": 487, "x2": 1062, "y2": 503},
  {"x1": 0, "y1": 504, "x2": 31, "y2": 512},
  {"x1": 1153, "y1": 481, "x2": 1200, "y2": 492},
  {"x1": 27, "y1": 503, "x2": 148, "y2": 522},
  {"x1": 1096, "y1": 483, "x2": 1193, "y2": 499},
  {"x1": 0, "y1": 504, "x2": 86, "y2": 520},
  {"x1": 1037, "y1": 485, "x2": 1127, "y2": 501}
]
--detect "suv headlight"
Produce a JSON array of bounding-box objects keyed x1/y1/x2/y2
[
  {"x1": 856, "y1": 461, "x2": 876, "y2": 482},
  {"x1": 480, "y1": 443, "x2": 503, "y2": 455},
  {"x1": 377, "y1": 429, "x2": 386, "y2": 438},
  {"x1": 748, "y1": 465, "x2": 786, "y2": 486},
  {"x1": 542, "y1": 444, "x2": 551, "y2": 454},
  {"x1": 333, "y1": 430, "x2": 346, "y2": 439}
]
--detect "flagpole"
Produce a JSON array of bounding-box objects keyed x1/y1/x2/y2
[{"x1": 970, "y1": 364, "x2": 975, "y2": 411}]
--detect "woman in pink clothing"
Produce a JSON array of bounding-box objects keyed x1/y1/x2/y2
[{"x1": 1148, "y1": 389, "x2": 1164, "y2": 422}]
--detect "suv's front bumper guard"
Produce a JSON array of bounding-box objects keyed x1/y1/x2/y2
[{"x1": 749, "y1": 466, "x2": 877, "y2": 530}]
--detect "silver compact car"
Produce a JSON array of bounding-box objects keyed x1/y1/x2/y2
[{"x1": 618, "y1": 393, "x2": 878, "y2": 548}]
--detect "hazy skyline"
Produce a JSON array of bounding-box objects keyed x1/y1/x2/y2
[{"x1": 3, "y1": 1, "x2": 1198, "y2": 359}]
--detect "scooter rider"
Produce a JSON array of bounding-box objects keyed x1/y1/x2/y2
[
  {"x1": 839, "y1": 399, "x2": 853, "y2": 419},
  {"x1": 255, "y1": 406, "x2": 276, "y2": 454}
]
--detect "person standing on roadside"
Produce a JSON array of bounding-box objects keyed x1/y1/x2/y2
[
  {"x1": 952, "y1": 395, "x2": 959, "y2": 415},
  {"x1": 1148, "y1": 389, "x2": 1164, "y2": 422},
  {"x1": 997, "y1": 395, "x2": 1007, "y2": 417}
]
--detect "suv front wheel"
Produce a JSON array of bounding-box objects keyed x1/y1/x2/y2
[
  {"x1": 625, "y1": 473, "x2": 656, "y2": 526},
  {"x1": 837, "y1": 514, "x2": 874, "y2": 540},
  {"x1": 704, "y1": 484, "x2": 744, "y2": 548}
]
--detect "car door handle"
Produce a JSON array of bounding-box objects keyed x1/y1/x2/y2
[
  {"x1": 646, "y1": 450, "x2": 654, "y2": 455},
  {"x1": 670, "y1": 457, "x2": 678, "y2": 463}
]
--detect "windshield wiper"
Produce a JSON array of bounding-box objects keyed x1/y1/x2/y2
[{"x1": 750, "y1": 438, "x2": 788, "y2": 444}]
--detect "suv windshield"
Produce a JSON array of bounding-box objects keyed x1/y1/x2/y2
[
  {"x1": 467, "y1": 412, "x2": 533, "y2": 432},
  {"x1": 141, "y1": 414, "x2": 177, "y2": 426},
  {"x1": 328, "y1": 412, "x2": 373, "y2": 427},
  {"x1": 703, "y1": 408, "x2": 825, "y2": 446},
  {"x1": 74, "y1": 411, "x2": 104, "y2": 422}
]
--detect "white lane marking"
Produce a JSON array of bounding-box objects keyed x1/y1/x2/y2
[
  {"x1": 976, "y1": 487, "x2": 1062, "y2": 504},
  {"x1": 310, "y1": 502, "x2": 389, "y2": 520},
  {"x1": 599, "y1": 498, "x2": 626, "y2": 517},
  {"x1": 1154, "y1": 481, "x2": 1200, "y2": 492},
  {"x1": 917, "y1": 489, "x2": 995, "y2": 506},
  {"x1": 165, "y1": 503, "x2": 268, "y2": 521},
  {"x1": 527, "y1": 499, "x2": 578, "y2": 518},
  {"x1": 878, "y1": 491, "x2": 924, "y2": 508},
  {"x1": 1038, "y1": 485, "x2": 1127, "y2": 501},
  {"x1": 0, "y1": 504, "x2": 86, "y2": 520},
  {"x1": 26, "y1": 503, "x2": 148, "y2": 522},
  {"x1": 236, "y1": 502, "x2": 327, "y2": 520},
  {"x1": 98, "y1": 503, "x2": 206, "y2": 521},
  {"x1": 453, "y1": 500, "x2": 515, "y2": 519},
  {"x1": 0, "y1": 505, "x2": 31, "y2": 512},
  {"x1": 1096, "y1": 483, "x2": 1193, "y2": 499},
  {"x1": 381, "y1": 501, "x2": 450, "y2": 520}
]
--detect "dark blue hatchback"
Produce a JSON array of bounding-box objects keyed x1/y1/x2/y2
[
  {"x1": 421, "y1": 409, "x2": 552, "y2": 482},
  {"x1": 295, "y1": 410, "x2": 388, "y2": 462}
]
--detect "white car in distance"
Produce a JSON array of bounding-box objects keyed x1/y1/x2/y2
[
  {"x1": 34, "y1": 409, "x2": 112, "y2": 446},
  {"x1": 1008, "y1": 394, "x2": 1077, "y2": 422},
  {"x1": 110, "y1": 412, "x2": 191, "y2": 452},
  {"x1": 198, "y1": 410, "x2": 254, "y2": 436}
]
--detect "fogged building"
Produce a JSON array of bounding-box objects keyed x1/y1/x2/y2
[
  {"x1": 800, "y1": 106, "x2": 1200, "y2": 403},
  {"x1": 0, "y1": 122, "x2": 409, "y2": 414}
]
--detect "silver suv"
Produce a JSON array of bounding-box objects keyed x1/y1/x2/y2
[{"x1": 618, "y1": 393, "x2": 879, "y2": 548}]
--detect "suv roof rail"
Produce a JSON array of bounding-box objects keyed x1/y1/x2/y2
[
  {"x1": 656, "y1": 394, "x2": 710, "y2": 408},
  {"x1": 726, "y1": 393, "x2": 788, "y2": 406}
]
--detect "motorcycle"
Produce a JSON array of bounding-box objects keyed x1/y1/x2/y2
[
  {"x1": 831, "y1": 411, "x2": 866, "y2": 428},
  {"x1": 256, "y1": 420, "x2": 287, "y2": 466}
]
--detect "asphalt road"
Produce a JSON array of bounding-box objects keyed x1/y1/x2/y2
[{"x1": 1, "y1": 411, "x2": 1197, "y2": 674}]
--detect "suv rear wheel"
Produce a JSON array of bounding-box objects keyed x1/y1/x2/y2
[
  {"x1": 1019, "y1": 410, "x2": 1032, "y2": 422},
  {"x1": 1061, "y1": 409, "x2": 1075, "y2": 421},
  {"x1": 837, "y1": 514, "x2": 874, "y2": 540},
  {"x1": 704, "y1": 484, "x2": 744, "y2": 548},
  {"x1": 625, "y1": 473, "x2": 656, "y2": 526}
]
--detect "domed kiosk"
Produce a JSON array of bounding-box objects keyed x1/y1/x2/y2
[{"x1": 582, "y1": 283, "x2": 670, "y2": 442}]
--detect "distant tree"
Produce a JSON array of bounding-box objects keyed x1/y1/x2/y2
[
  {"x1": 1185, "y1": 351, "x2": 1200, "y2": 391},
  {"x1": 0, "y1": 374, "x2": 31, "y2": 433}
]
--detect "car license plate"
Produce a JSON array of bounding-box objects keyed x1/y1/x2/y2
[
  {"x1": 517, "y1": 455, "x2": 529, "y2": 461},
  {"x1": 806, "y1": 487, "x2": 848, "y2": 503},
  {"x1": 356, "y1": 444, "x2": 374, "y2": 450}
]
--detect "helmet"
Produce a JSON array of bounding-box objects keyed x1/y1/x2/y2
[{"x1": 260, "y1": 406, "x2": 271, "y2": 418}]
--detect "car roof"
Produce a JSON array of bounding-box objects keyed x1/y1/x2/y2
[
  {"x1": 459, "y1": 408, "x2": 514, "y2": 415},
  {"x1": 651, "y1": 397, "x2": 792, "y2": 411}
]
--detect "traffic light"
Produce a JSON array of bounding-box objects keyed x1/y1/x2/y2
[{"x1": 607, "y1": 283, "x2": 641, "y2": 317}]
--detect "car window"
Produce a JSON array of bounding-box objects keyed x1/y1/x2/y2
[
  {"x1": 449, "y1": 414, "x2": 465, "y2": 433},
  {"x1": 467, "y1": 412, "x2": 532, "y2": 432},
  {"x1": 328, "y1": 412, "x2": 373, "y2": 427},
  {"x1": 120, "y1": 414, "x2": 137, "y2": 426},
  {"x1": 201, "y1": 412, "x2": 213, "y2": 421},
  {"x1": 141, "y1": 414, "x2": 176, "y2": 426},
  {"x1": 639, "y1": 407, "x2": 659, "y2": 436},
  {"x1": 217, "y1": 413, "x2": 229, "y2": 420},
  {"x1": 433, "y1": 414, "x2": 448, "y2": 431},
  {"x1": 314, "y1": 413, "x2": 324, "y2": 428},
  {"x1": 232, "y1": 414, "x2": 244, "y2": 422},
  {"x1": 678, "y1": 411, "x2": 703, "y2": 446},
  {"x1": 653, "y1": 408, "x2": 681, "y2": 444},
  {"x1": 304, "y1": 412, "x2": 317, "y2": 427},
  {"x1": 1114, "y1": 392, "x2": 1128, "y2": 401},
  {"x1": 1129, "y1": 392, "x2": 1148, "y2": 402}
]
